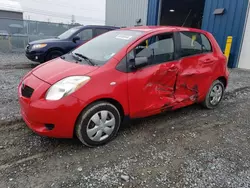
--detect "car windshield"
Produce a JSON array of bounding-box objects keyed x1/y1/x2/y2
[
  {"x1": 72, "y1": 30, "x2": 144, "y2": 65},
  {"x1": 57, "y1": 27, "x2": 80, "y2": 39}
]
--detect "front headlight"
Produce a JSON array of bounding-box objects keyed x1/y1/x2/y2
[
  {"x1": 45, "y1": 76, "x2": 90, "y2": 100},
  {"x1": 32, "y1": 44, "x2": 47, "y2": 50}
]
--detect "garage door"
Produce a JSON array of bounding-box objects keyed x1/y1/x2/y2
[
  {"x1": 202, "y1": 0, "x2": 249, "y2": 68},
  {"x1": 239, "y1": 5, "x2": 250, "y2": 69}
]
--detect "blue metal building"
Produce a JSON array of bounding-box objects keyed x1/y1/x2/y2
[{"x1": 146, "y1": 0, "x2": 249, "y2": 68}]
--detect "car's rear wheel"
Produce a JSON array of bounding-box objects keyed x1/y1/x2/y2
[
  {"x1": 76, "y1": 101, "x2": 121, "y2": 147},
  {"x1": 202, "y1": 80, "x2": 225, "y2": 109},
  {"x1": 45, "y1": 50, "x2": 63, "y2": 62}
]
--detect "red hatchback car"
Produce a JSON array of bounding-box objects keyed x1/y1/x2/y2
[{"x1": 18, "y1": 26, "x2": 229, "y2": 147}]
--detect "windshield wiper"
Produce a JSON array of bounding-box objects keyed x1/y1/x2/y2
[
  {"x1": 71, "y1": 52, "x2": 82, "y2": 63},
  {"x1": 73, "y1": 53, "x2": 95, "y2": 66}
]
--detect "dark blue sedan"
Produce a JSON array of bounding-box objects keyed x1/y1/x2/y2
[{"x1": 25, "y1": 25, "x2": 119, "y2": 63}]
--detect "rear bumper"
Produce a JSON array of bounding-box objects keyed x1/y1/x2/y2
[{"x1": 18, "y1": 74, "x2": 86, "y2": 138}]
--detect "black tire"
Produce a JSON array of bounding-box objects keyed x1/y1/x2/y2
[
  {"x1": 76, "y1": 101, "x2": 121, "y2": 147},
  {"x1": 45, "y1": 50, "x2": 63, "y2": 62},
  {"x1": 202, "y1": 80, "x2": 225, "y2": 109}
]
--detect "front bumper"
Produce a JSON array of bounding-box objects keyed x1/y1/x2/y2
[
  {"x1": 25, "y1": 51, "x2": 46, "y2": 63},
  {"x1": 18, "y1": 74, "x2": 86, "y2": 138}
]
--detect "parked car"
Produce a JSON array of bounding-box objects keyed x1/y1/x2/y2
[
  {"x1": 18, "y1": 26, "x2": 229, "y2": 147},
  {"x1": 25, "y1": 25, "x2": 119, "y2": 63},
  {"x1": 0, "y1": 30, "x2": 9, "y2": 39}
]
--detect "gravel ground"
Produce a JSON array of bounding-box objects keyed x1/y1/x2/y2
[
  {"x1": 0, "y1": 64, "x2": 250, "y2": 188},
  {"x1": 0, "y1": 52, "x2": 38, "y2": 68},
  {"x1": 0, "y1": 68, "x2": 31, "y2": 121}
]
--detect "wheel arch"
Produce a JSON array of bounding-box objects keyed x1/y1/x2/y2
[
  {"x1": 46, "y1": 47, "x2": 65, "y2": 54},
  {"x1": 45, "y1": 47, "x2": 65, "y2": 59},
  {"x1": 73, "y1": 98, "x2": 125, "y2": 137},
  {"x1": 217, "y1": 76, "x2": 228, "y2": 88}
]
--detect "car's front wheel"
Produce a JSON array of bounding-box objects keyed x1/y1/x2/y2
[
  {"x1": 202, "y1": 80, "x2": 225, "y2": 109},
  {"x1": 45, "y1": 50, "x2": 63, "y2": 62},
  {"x1": 76, "y1": 101, "x2": 121, "y2": 147}
]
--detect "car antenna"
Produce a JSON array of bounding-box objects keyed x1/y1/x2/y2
[{"x1": 182, "y1": 9, "x2": 192, "y2": 27}]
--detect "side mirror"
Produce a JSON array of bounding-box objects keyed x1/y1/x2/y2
[
  {"x1": 133, "y1": 57, "x2": 149, "y2": 69},
  {"x1": 72, "y1": 36, "x2": 80, "y2": 43}
]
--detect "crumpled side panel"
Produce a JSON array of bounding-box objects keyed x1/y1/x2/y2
[{"x1": 140, "y1": 66, "x2": 178, "y2": 115}]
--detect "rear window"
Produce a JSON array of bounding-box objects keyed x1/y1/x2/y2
[
  {"x1": 180, "y1": 31, "x2": 212, "y2": 57},
  {"x1": 201, "y1": 34, "x2": 212, "y2": 52}
]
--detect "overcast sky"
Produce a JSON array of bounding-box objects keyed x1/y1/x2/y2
[{"x1": 13, "y1": 0, "x2": 106, "y2": 25}]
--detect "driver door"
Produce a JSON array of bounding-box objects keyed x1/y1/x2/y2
[{"x1": 127, "y1": 32, "x2": 180, "y2": 118}]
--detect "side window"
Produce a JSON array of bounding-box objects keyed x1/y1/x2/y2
[
  {"x1": 201, "y1": 34, "x2": 212, "y2": 52},
  {"x1": 128, "y1": 33, "x2": 175, "y2": 65},
  {"x1": 77, "y1": 29, "x2": 93, "y2": 40},
  {"x1": 180, "y1": 32, "x2": 202, "y2": 57},
  {"x1": 95, "y1": 28, "x2": 109, "y2": 36}
]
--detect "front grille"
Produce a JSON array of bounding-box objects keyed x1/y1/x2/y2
[{"x1": 21, "y1": 84, "x2": 34, "y2": 98}]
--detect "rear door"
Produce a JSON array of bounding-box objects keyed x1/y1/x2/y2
[
  {"x1": 175, "y1": 31, "x2": 216, "y2": 104},
  {"x1": 127, "y1": 32, "x2": 180, "y2": 118}
]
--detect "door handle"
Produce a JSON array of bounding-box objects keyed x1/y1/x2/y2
[{"x1": 168, "y1": 65, "x2": 178, "y2": 72}]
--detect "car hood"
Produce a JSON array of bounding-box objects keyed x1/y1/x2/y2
[
  {"x1": 32, "y1": 58, "x2": 99, "y2": 84},
  {"x1": 29, "y1": 38, "x2": 62, "y2": 45}
]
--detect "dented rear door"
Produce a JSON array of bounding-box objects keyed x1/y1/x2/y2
[{"x1": 174, "y1": 31, "x2": 215, "y2": 107}]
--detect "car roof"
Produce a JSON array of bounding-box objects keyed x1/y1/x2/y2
[
  {"x1": 120, "y1": 26, "x2": 208, "y2": 34},
  {"x1": 73, "y1": 25, "x2": 119, "y2": 30}
]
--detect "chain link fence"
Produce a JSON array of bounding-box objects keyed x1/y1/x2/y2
[{"x1": 0, "y1": 18, "x2": 81, "y2": 52}]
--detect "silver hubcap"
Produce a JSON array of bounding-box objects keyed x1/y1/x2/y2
[
  {"x1": 210, "y1": 84, "x2": 223, "y2": 105},
  {"x1": 87, "y1": 111, "x2": 116, "y2": 141}
]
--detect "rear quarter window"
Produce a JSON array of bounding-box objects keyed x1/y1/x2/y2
[{"x1": 201, "y1": 34, "x2": 212, "y2": 52}]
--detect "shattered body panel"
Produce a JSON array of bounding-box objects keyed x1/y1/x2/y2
[
  {"x1": 128, "y1": 61, "x2": 179, "y2": 117},
  {"x1": 126, "y1": 28, "x2": 228, "y2": 118}
]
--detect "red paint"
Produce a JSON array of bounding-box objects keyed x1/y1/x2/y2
[
  {"x1": 18, "y1": 26, "x2": 229, "y2": 138},
  {"x1": 127, "y1": 60, "x2": 179, "y2": 117},
  {"x1": 19, "y1": 74, "x2": 86, "y2": 137},
  {"x1": 32, "y1": 59, "x2": 98, "y2": 84}
]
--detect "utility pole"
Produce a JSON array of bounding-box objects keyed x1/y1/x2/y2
[{"x1": 71, "y1": 15, "x2": 75, "y2": 24}]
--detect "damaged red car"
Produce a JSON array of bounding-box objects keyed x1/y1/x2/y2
[{"x1": 18, "y1": 26, "x2": 229, "y2": 147}]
